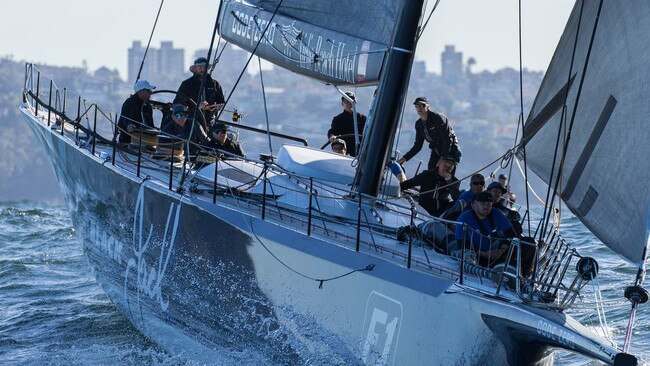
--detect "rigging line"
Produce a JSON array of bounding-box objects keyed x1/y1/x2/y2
[
  {"x1": 210, "y1": 40, "x2": 230, "y2": 74},
  {"x1": 514, "y1": 158, "x2": 547, "y2": 207},
  {"x1": 209, "y1": 0, "x2": 227, "y2": 73},
  {"x1": 592, "y1": 276, "x2": 616, "y2": 345},
  {"x1": 223, "y1": 182, "x2": 376, "y2": 289},
  {"x1": 258, "y1": 57, "x2": 273, "y2": 154},
  {"x1": 231, "y1": 12, "x2": 309, "y2": 63},
  {"x1": 208, "y1": 44, "x2": 222, "y2": 74},
  {"x1": 179, "y1": 5, "x2": 224, "y2": 190},
  {"x1": 215, "y1": 0, "x2": 286, "y2": 123},
  {"x1": 539, "y1": 0, "x2": 592, "y2": 242},
  {"x1": 135, "y1": 0, "x2": 165, "y2": 83},
  {"x1": 416, "y1": 0, "x2": 442, "y2": 41},
  {"x1": 274, "y1": 23, "x2": 318, "y2": 59},
  {"x1": 515, "y1": 0, "x2": 532, "y2": 237},
  {"x1": 534, "y1": 1, "x2": 585, "y2": 240},
  {"x1": 410, "y1": 146, "x2": 519, "y2": 198}
]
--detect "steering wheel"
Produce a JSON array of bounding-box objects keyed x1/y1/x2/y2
[{"x1": 151, "y1": 90, "x2": 208, "y2": 130}]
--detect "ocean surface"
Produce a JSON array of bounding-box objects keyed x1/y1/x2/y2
[{"x1": 0, "y1": 201, "x2": 648, "y2": 365}]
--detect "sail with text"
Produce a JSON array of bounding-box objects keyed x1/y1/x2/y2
[
  {"x1": 521, "y1": 1, "x2": 650, "y2": 262},
  {"x1": 217, "y1": 0, "x2": 401, "y2": 85}
]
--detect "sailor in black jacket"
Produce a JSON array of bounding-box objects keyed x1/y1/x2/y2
[
  {"x1": 327, "y1": 92, "x2": 367, "y2": 157},
  {"x1": 117, "y1": 80, "x2": 156, "y2": 143},
  {"x1": 174, "y1": 57, "x2": 225, "y2": 124},
  {"x1": 206, "y1": 122, "x2": 245, "y2": 158},
  {"x1": 160, "y1": 104, "x2": 209, "y2": 156},
  {"x1": 400, "y1": 155, "x2": 461, "y2": 217},
  {"x1": 398, "y1": 96, "x2": 461, "y2": 170}
]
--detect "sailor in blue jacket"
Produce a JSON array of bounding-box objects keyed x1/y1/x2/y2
[{"x1": 455, "y1": 191, "x2": 517, "y2": 266}]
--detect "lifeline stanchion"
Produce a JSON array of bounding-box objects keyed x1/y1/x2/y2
[
  {"x1": 47, "y1": 80, "x2": 53, "y2": 126},
  {"x1": 169, "y1": 137, "x2": 175, "y2": 191},
  {"x1": 111, "y1": 115, "x2": 118, "y2": 166},
  {"x1": 356, "y1": 194, "x2": 362, "y2": 252},
  {"x1": 307, "y1": 178, "x2": 313, "y2": 236},
  {"x1": 75, "y1": 96, "x2": 81, "y2": 141},
  {"x1": 212, "y1": 158, "x2": 219, "y2": 204},
  {"x1": 262, "y1": 162, "x2": 267, "y2": 220},
  {"x1": 61, "y1": 88, "x2": 67, "y2": 136},
  {"x1": 407, "y1": 206, "x2": 414, "y2": 269},
  {"x1": 91, "y1": 106, "x2": 98, "y2": 155},
  {"x1": 35, "y1": 72, "x2": 40, "y2": 116},
  {"x1": 136, "y1": 128, "x2": 143, "y2": 177}
]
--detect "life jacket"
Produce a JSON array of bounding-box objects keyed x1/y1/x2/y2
[{"x1": 470, "y1": 210, "x2": 498, "y2": 237}]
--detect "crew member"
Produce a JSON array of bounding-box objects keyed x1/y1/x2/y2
[{"x1": 117, "y1": 80, "x2": 156, "y2": 143}]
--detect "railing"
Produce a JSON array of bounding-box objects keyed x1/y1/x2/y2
[{"x1": 21, "y1": 63, "x2": 598, "y2": 310}]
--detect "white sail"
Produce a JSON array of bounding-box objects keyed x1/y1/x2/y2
[
  {"x1": 217, "y1": 0, "x2": 397, "y2": 85},
  {"x1": 522, "y1": 1, "x2": 650, "y2": 262}
]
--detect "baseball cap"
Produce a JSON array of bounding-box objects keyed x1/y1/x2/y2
[
  {"x1": 331, "y1": 138, "x2": 347, "y2": 149},
  {"x1": 171, "y1": 104, "x2": 188, "y2": 115},
  {"x1": 134, "y1": 80, "x2": 156, "y2": 93},
  {"x1": 473, "y1": 191, "x2": 493, "y2": 203},
  {"x1": 413, "y1": 96, "x2": 429, "y2": 105},
  {"x1": 487, "y1": 182, "x2": 507, "y2": 194},
  {"x1": 342, "y1": 91, "x2": 356, "y2": 102}
]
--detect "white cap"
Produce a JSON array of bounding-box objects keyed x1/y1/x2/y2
[{"x1": 133, "y1": 80, "x2": 156, "y2": 93}]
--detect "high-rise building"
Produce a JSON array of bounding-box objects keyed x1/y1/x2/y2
[
  {"x1": 441, "y1": 45, "x2": 463, "y2": 82},
  {"x1": 159, "y1": 41, "x2": 184, "y2": 77},
  {"x1": 127, "y1": 41, "x2": 184, "y2": 86}
]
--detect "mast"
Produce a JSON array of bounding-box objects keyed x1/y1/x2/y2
[{"x1": 356, "y1": 0, "x2": 426, "y2": 196}]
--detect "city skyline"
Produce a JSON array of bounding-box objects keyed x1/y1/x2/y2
[{"x1": 2, "y1": 0, "x2": 574, "y2": 78}]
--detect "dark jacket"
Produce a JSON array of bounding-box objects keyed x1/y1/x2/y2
[
  {"x1": 160, "y1": 116, "x2": 209, "y2": 155},
  {"x1": 327, "y1": 110, "x2": 367, "y2": 157},
  {"x1": 400, "y1": 169, "x2": 461, "y2": 217},
  {"x1": 205, "y1": 138, "x2": 245, "y2": 158},
  {"x1": 402, "y1": 111, "x2": 461, "y2": 165},
  {"x1": 117, "y1": 94, "x2": 154, "y2": 143},
  {"x1": 174, "y1": 73, "x2": 225, "y2": 122}
]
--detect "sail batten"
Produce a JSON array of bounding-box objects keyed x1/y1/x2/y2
[
  {"x1": 218, "y1": 0, "x2": 397, "y2": 85},
  {"x1": 522, "y1": 1, "x2": 650, "y2": 262}
]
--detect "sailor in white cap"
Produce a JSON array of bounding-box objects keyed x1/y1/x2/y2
[{"x1": 117, "y1": 80, "x2": 157, "y2": 143}]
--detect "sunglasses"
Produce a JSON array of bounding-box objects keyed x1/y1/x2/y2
[
  {"x1": 174, "y1": 113, "x2": 187, "y2": 119},
  {"x1": 472, "y1": 181, "x2": 485, "y2": 185},
  {"x1": 332, "y1": 146, "x2": 345, "y2": 151}
]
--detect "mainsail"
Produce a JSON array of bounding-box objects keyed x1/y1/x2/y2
[
  {"x1": 217, "y1": 0, "x2": 400, "y2": 85},
  {"x1": 522, "y1": 1, "x2": 650, "y2": 262}
]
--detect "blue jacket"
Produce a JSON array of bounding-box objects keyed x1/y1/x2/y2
[{"x1": 455, "y1": 208, "x2": 514, "y2": 252}]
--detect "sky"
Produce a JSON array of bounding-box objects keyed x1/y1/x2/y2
[{"x1": 2, "y1": 0, "x2": 575, "y2": 78}]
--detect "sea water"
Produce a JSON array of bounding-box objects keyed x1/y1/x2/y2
[{"x1": 0, "y1": 202, "x2": 648, "y2": 365}]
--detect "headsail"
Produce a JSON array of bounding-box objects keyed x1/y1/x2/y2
[
  {"x1": 521, "y1": 1, "x2": 650, "y2": 262},
  {"x1": 217, "y1": 0, "x2": 399, "y2": 85}
]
